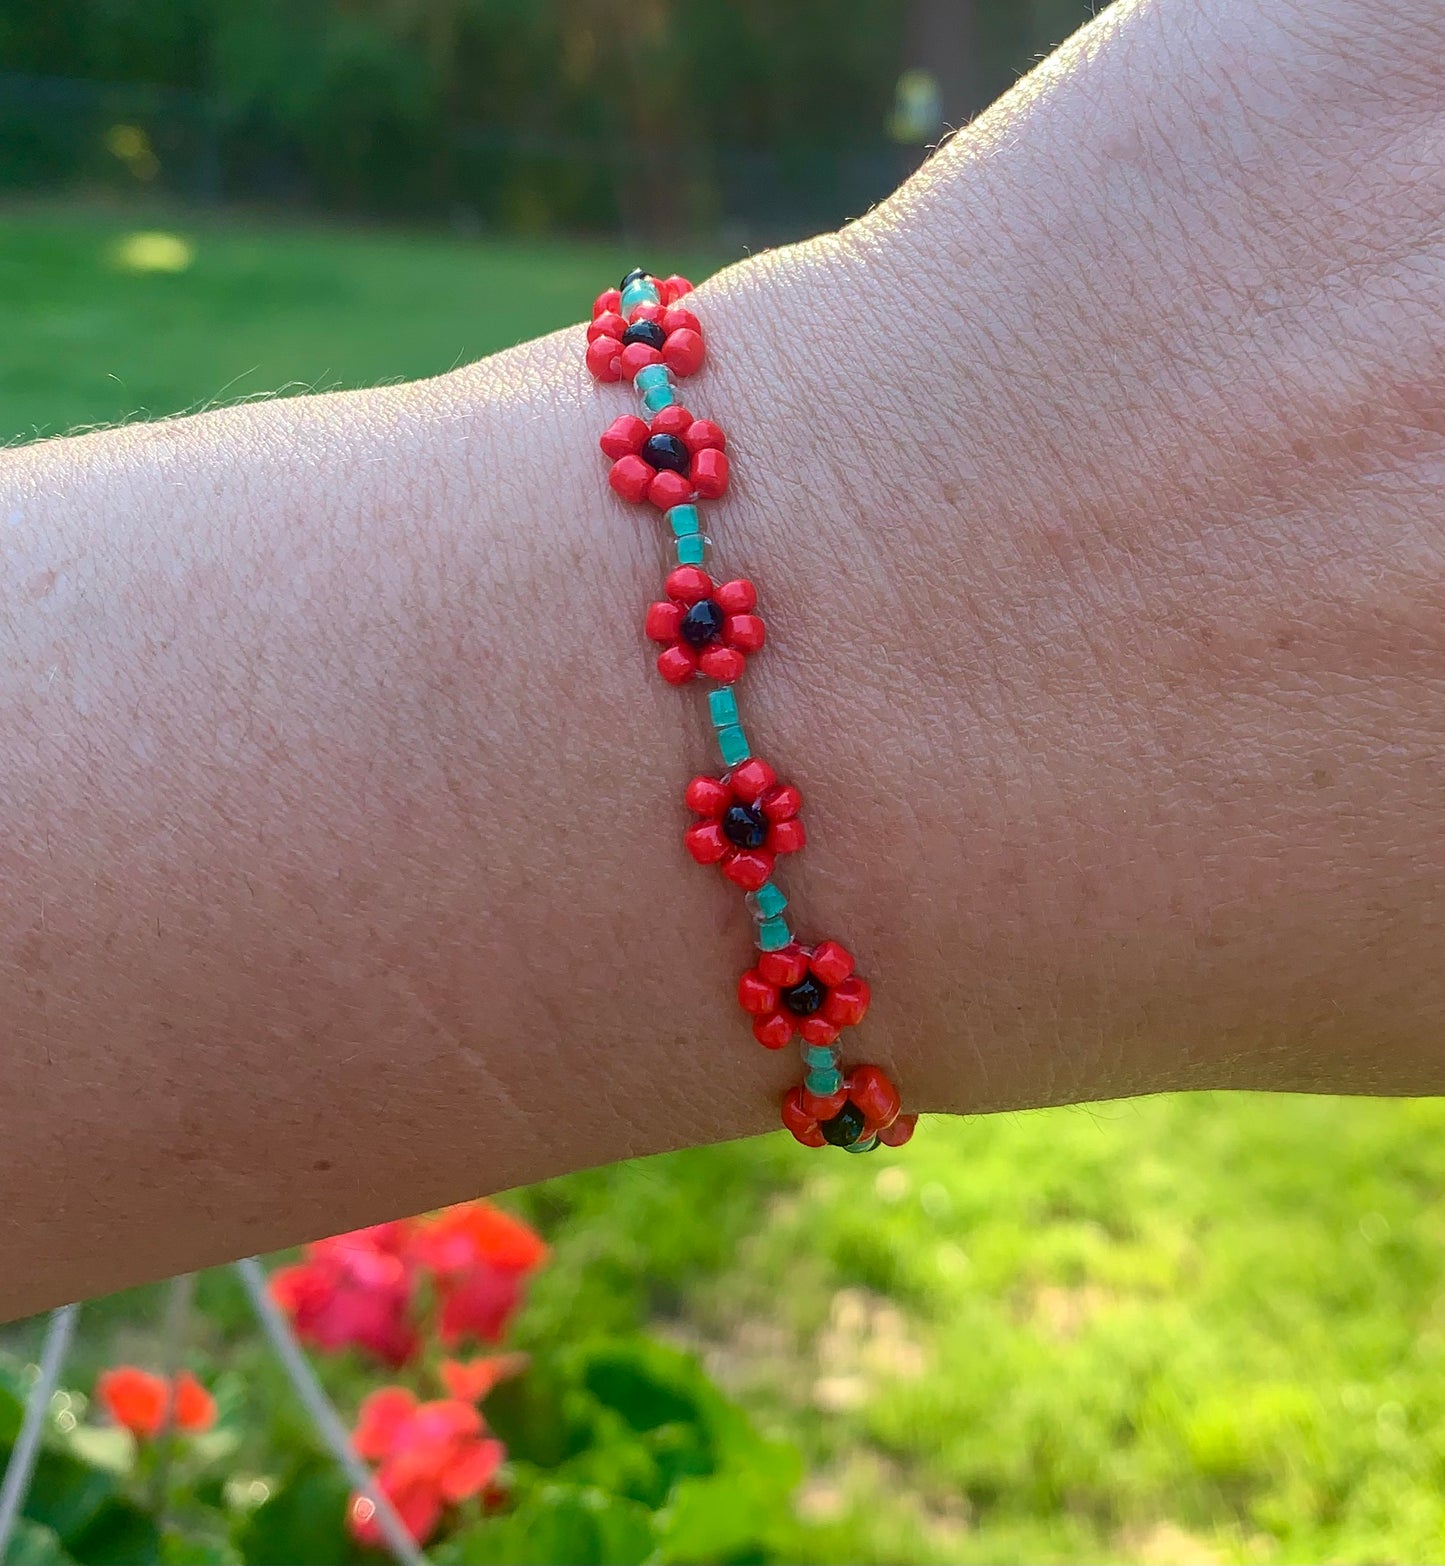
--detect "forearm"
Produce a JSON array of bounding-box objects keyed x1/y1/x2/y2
[
  {"x1": 3, "y1": 0, "x2": 1443, "y2": 1316},
  {"x1": 0, "y1": 340, "x2": 764, "y2": 1311}
]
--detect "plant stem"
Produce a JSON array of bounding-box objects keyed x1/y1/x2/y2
[
  {"x1": 149, "y1": 1271, "x2": 196, "y2": 1522},
  {"x1": 0, "y1": 1305, "x2": 79, "y2": 1564},
  {"x1": 232, "y1": 1257, "x2": 428, "y2": 1566}
]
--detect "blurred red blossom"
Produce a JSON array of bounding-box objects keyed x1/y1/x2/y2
[
  {"x1": 269, "y1": 1204, "x2": 547, "y2": 1365},
  {"x1": 96, "y1": 1367, "x2": 217, "y2": 1439},
  {"x1": 269, "y1": 1220, "x2": 420, "y2": 1367},
  {"x1": 348, "y1": 1387, "x2": 505, "y2": 1546},
  {"x1": 439, "y1": 1353, "x2": 528, "y2": 1404},
  {"x1": 270, "y1": 1200, "x2": 545, "y2": 1545},
  {"x1": 410, "y1": 1202, "x2": 549, "y2": 1347}
]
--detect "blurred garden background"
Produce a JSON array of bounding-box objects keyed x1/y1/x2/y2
[{"x1": 5, "y1": 2, "x2": 1445, "y2": 1563}]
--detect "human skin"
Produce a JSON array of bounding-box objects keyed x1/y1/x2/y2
[{"x1": 1, "y1": 0, "x2": 1442, "y2": 1317}]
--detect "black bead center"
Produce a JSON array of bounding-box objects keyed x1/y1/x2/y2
[
  {"x1": 781, "y1": 975, "x2": 826, "y2": 1016},
  {"x1": 622, "y1": 320, "x2": 666, "y2": 351},
  {"x1": 820, "y1": 1101, "x2": 866, "y2": 1148},
  {"x1": 679, "y1": 599, "x2": 725, "y2": 648},
  {"x1": 722, "y1": 804, "x2": 768, "y2": 850},
  {"x1": 619, "y1": 267, "x2": 651, "y2": 289},
  {"x1": 643, "y1": 433, "x2": 689, "y2": 474}
]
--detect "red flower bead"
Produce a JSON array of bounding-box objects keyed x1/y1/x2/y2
[
  {"x1": 586, "y1": 311, "x2": 627, "y2": 344},
  {"x1": 684, "y1": 757, "x2": 804, "y2": 891},
  {"x1": 753, "y1": 1012, "x2": 795, "y2": 1051},
  {"x1": 585, "y1": 335, "x2": 623, "y2": 382},
  {"x1": 586, "y1": 282, "x2": 701, "y2": 381},
  {"x1": 781, "y1": 1086, "x2": 827, "y2": 1147},
  {"x1": 738, "y1": 940, "x2": 869, "y2": 1050},
  {"x1": 645, "y1": 567, "x2": 765, "y2": 685},
  {"x1": 650, "y1": 404, "x2": 691, "y2": 437},
  {"x1": 600, "y1": 414, "x2": 649, "y2": 460},
  {"x1": 586, "y1": 315, "x2": 684, "y2": 384},
  {"x1": 801, "y1": 1083, "x2": 848, "y2": 1121},
  {"x1": 779, "y1": 1064, "x2": 907, "y2": 1150},
  {"x1": 663, "y1": 328, "x2": 705, "y2": 377},
  {"x1": 618, "y1": 340, "x2": 662, "y2": 380},
  {"x1": 662, "y1": 305, "x2": 700, "y2": 337},
  {"x1": 878, "y1": 1114, "x2": 918, "y2": 1148},
  {"x1": 847, "y1": 1064, "x2": 901, "y2": 1130},
  {"x1": 691, "y1": 446, "x2": 729, "y2": 498},
  {"x1": 685, "y1": 418, "x2": 725, "y2": 451},
  {"x1": 616, "y1": 298, "x2": 706, "y2": 379},
  {"x1": 600, "y1": 406, "x2": 731, "y2": 509}
]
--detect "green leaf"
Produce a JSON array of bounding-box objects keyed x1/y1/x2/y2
[
  {"x1": 63, "y1": 1500, "x2": 163, "y2": 1566},
  {"x1": 481, "y1": 1365, "x2": 589, "y2": 1470},
  {"x1": 0, "y1": 1382, "x2": 26, "y2": 1447},
  {"x1": 23, "y1": 1448, "x2": 118, "y2": 1544},
  {"x1": 556, "y1": 1411, "x2": 667, "y2": 1509},
  {"x1": 64, "y1": 1427, "x2": 133, "y2": 1477},
  {"x1": 643, "y1": 1422, "x2": 713, "y2": 1496},
  {"x1": 581, "y1": 1343, "x2": 707, "y2": 1436},
  {"x1": 505, "y1": 1485, "x2": 607, "y2": 1566},
  {"x1": 444, "y1": 1485, "x2": 654, "y2": 1566},
  {"x1": 429, "y1": 1517, "x2": 512, "y2": 1565},
  {"x1": 1, "y1": 1519, "x2": 75, "y2": 1565},
  {"x1": 654, "y1": 1469, "x2": 795, "y2": 1566},
  {"x1": 235, "y1": 1462, "x2": 358, "y2": 1566},
  {"x1": 589, "y1": 1493, "x2": 655, "y2": 1565},
  {"x1": 160, "y1": 1525, "x2": 244, "y2": 1565}
]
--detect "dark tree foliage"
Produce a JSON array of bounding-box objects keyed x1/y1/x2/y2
[{"x1": 0, "y1": 0, "x2": 1098, "y2": 235}]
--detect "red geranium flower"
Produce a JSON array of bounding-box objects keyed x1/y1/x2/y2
[
  {"x1": 408, "y1": 1202, "x2": 548, "y2": 1348},
  {"x1": 684, "y1": 757, "x2": 805, "y2": 891},
  {"x1": 781, "y1": 1064, "x2": 916, "y2": 1151},
  {"x1": 440, "y1": 1354, "x2": 528, "y2": 1404},
  {"x1": 349, "y1": 1387, "x2": 505, "y2": 1547},
  {"x1": 270, "y1": 1221, "x2": 419, "y2": 1368},
  {"x1": 599, "y1": 404, "x2": 728, "y2": 510},
  {"x1": 645, "y1": 566, "x2": 765, "y2": 686},
  {"x1": 737, "y1": 940, "x2": 871, "y2": 1050},
  {"x1": 96, "y1": 1367, "x2": 216, "y2": 1439}
]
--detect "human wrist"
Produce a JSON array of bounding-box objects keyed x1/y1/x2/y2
[{"x1": 666, "y1": 0, "x2": 1445, "y2": 1114}]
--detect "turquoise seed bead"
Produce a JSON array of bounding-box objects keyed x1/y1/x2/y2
[
  {"x1": 708, "y1": 687, "x2": 739, "y2": 728},
  {"x1": 641, "y1": 383, "x2": 677, "y2": 413},
  {"x1": 633, "y1": 363, "x2": 670, "y2": 391},
  {"x1": 806, "y1": 1067, "x2": 844, "y2": 1098},
  {"x1": 717, "y1": 723, "x2": 750, "y2": 766},
  {"x1": 675, "y1": 534, "x2": 707, "y2": 566},
  {"x1": 621, "y1": 278, "x2": 661, "y2": 312},
  {"x1": 802, "y1": 1043, "x2": 839, "y2": 1072},
  {"x1": 757, "y1": 915, "x2": 792, "y2": 952},
  {"x1": 845, "y1": 1136, "x2": 880, "y2": 1155},
  {"x1": 751, "y1": 880, "x2": 788, "y2": 920},
  {"x1": 667, "y1": 504, "x2": 700, "y2": 538}
]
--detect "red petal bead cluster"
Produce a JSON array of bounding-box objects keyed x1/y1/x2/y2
[
  {"x1": 584, "y1": 267, "x2": 913, "y2": 1155},
  {"x1": 645, "y1": 567, "x2": 763, "y2": 685},
  {"x1": 602, "y1": 409, "x2": 728, "y2": 508},
  {"x1": 684, "y1": 757, "x2": 804, "y2": 890},
  {"x1": 783, "y1": 1065, "x2": 915, "y2": 1151},
  {"x1": 586, "y1": 283, "x2": 703, "y2": 383}
]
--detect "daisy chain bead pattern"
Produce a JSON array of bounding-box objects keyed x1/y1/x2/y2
[{"x1": 585, "y1": 266, "x2": 915, "y2": 1155}]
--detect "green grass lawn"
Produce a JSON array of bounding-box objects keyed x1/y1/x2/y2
[
  {"x1": 0, "y1": 203, "x2": 720, "y2": 442},
  {"x1": 6, "y1": 203, "x2": 1445, "y2": 1566}
]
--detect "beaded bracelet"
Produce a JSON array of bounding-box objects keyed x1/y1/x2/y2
[{"x1": 585, "y1": 268, "x2": 916, "y2": 1154}]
